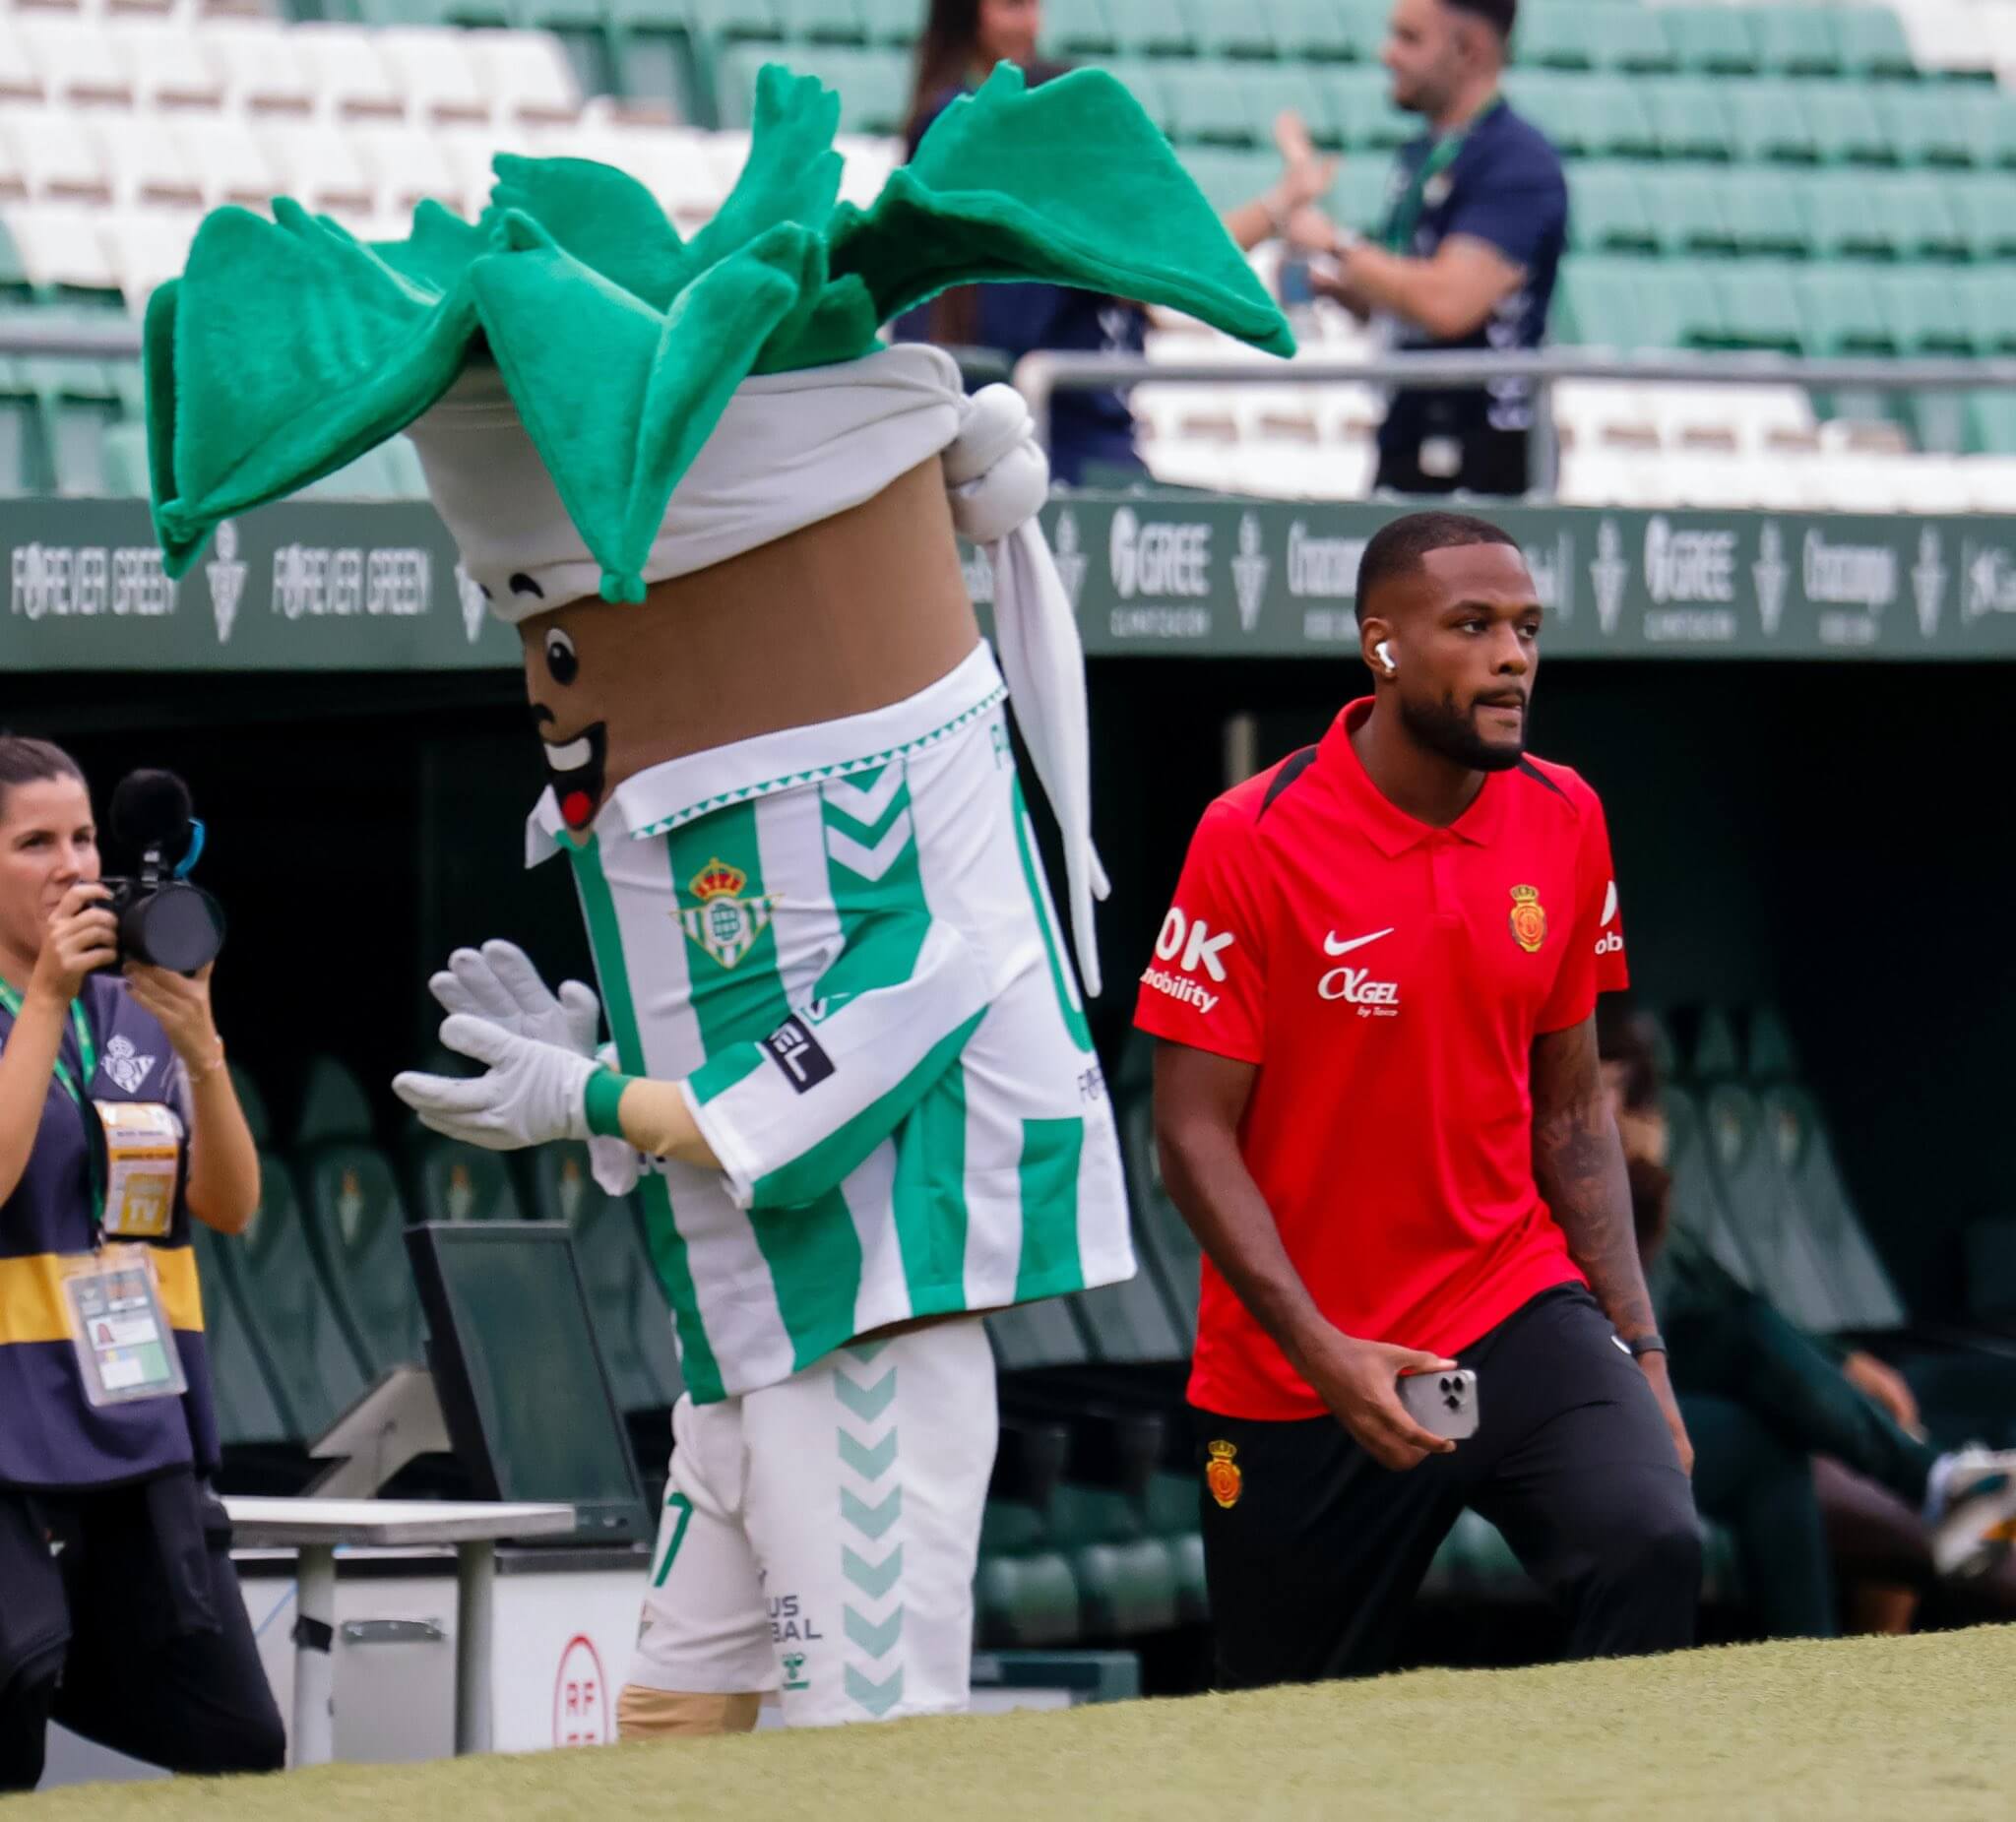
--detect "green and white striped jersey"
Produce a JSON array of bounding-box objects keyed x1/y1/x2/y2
[{"x1": 529, "y1": 645, "x2": 1132, "y2": 1403}]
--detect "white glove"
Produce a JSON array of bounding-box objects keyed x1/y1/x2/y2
[
  {"x1": 392, "y1": 1015, "x2": 597, "y2": 1152},
  {"x1": 588, "y1": 1042, "x2": 643, "y2": 1196},
  {"x1": 428, "y1": 939, "x2": 600, "y2": 1056}
]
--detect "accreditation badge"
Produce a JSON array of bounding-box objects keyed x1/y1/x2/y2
[
  {"x1": 61, "y1": 1245, "x2": 188, "y2": 1408},
  {"x1": 93, "y1": 1100, "x2": 183, "y2": 1240}
]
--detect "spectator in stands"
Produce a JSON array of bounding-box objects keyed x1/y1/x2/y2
[
  {"x1": 1140, "y1": 511, "x2": 1699, "y2": 1688},
  {"x1": 1600, "y1": 1005, "x2": 2016, "y2": 1632},
  {"x1": 1289, "y1": 0, "x2": 1566, "y2": 496},
  {"x1": 0, "y1": 736, "x2": 280, "y2": 1792},
  {"x1": 895, "y1": 0, "x2": 1333, "y2": 484}
]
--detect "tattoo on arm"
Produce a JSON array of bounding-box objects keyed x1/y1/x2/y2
[{"x1": 1531, "y1": 1015, "x2": 1658, "y2": 1341}]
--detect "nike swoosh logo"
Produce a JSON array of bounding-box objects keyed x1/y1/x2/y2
[{"x1": 1323, "y1": 927, "x2": 1394, "y2": 957}]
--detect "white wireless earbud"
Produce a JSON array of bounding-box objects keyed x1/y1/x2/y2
[{"x1": 1375, "y1": 641, "x2": 1396, "y2": 673}]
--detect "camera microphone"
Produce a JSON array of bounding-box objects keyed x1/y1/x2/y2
[{"x1": 110, "y1": 769, "x2": 195, "y2": 865}]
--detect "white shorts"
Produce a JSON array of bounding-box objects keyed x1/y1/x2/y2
[{"x1": 624, "y1": 1316, "x2": 998, "y2": 1728}]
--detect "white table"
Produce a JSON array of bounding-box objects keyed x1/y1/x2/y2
[{"x1": 223, "y1": 1497, "x2": 576, "y2": 1766}]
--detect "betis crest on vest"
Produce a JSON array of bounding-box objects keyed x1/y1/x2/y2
[
  {"x1": 1205, "y1": 1438, "x2": 1243, "y2": 1508},
  {"x1": 680, "y1": 857, "x2": 780, "y2": 971},
  {"x1": 1508, "y1": 883, "x2": 1547, "y2": 954}
]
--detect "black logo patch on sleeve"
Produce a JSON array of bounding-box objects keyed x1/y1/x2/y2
[{"x1": 761, "y1": 1016, "x2": 835, "y2": 1094}]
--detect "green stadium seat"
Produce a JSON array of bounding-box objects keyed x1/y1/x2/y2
[
  {"x1": 1878, "y1": 87, "x2": 1979, "y2": 168},
  {"x1": 1721, "y1": 170, "x2": 1810, "y2": 257},
  {"x1": 541, "y1": 0, "x2": 625, "y2": 99},
  {"x1": 819, "y1": 44, "x2": 912, "y2": 132},
  {"x1": 1763, "y1": 1084, "x2": 1908, "y2": 1333},
  {"x1": 1744, "y1": 1006, "x2": 1800, "y2": 1082},
  {"x1": 1114, "y1": 1046, "x2": 1201, "y2": 1340},
  {"x1": 1541, "y1": 74, "x2": 1657, "y2": 159},
  {"x1": 407, "y1": 1137, "x2": 529, "y2": 1223},
  {"x1": 441, "y1": 0, "x2": 514, "y2": 25},
  {"x1": 1639, "y1": 166, "x2": 1735, "y2": 257},
  {"x1": 1328, "y1": 157, "x2": 1392, "y2": 235},
  {"x1": 1522, "y1": 0, "x2": 1672, "y2": 73},
  {"x1": 1067, "y1": 1538, "x2": 1180, "y2": 1636},
  {"x1": 1661, "y1": 1087, "x2": 1762, "y2": 1290},
  {"x1": 1104, "y1": 57, "x2": 1170, "y2": 133},
  {"x1": 1070, "y1": 1239, "x2": 1187, "y2": 1365},
  {"x1": 190, "y1": 1219, "x2": 294, "y2": 1448},
  {"x1": 1567, "y1": 162, "x2": 1655, "y2": 254},
  {"x1": 28, "y1": 360, "x2": 117, "y2": 499},
  {"x1": 299, "y1": 1142, "x2": 423, "y2": 1376},
  {"x1": 1199, "y1": 1, "x2": 1284, "y2": 61},
  {"x1": 975, "y1": 1549, "x2": 1082, "y2": 1647},
  {"x1": 988, "y1": 1296, "x2": 1097, "y2": 1372},
  {"x1": 1105, "y1": 0, "x2": 1198, "y2": 58},
  {"x1": 1801, "y1": 170, "x2": 1900, "y2": 259},
  {"x1": 1832, "y1": 5, "x2": 1918, "y2": 80},
  {"x1": 99, "y1": 420, "x2": 149, "y2": 498},
  {"x1": 1885, "y1": 173, "x2": 1969, "y2": 260},
  {"x1": 692, "y1": 0, "x2": 784, "y2": 41},
  {"x1": 1241, "y1": 63, "x2": 1336, "y2": 149},
  {"x1": 1950, "y1": 174, "x2": 2016, "y2": 259},
  {"x1": 1701, "y1": 1083, "x2": 1843, "y2": 1334},
  {"x1": 1686, "y1": 1007, "x2": 1744, "y2": 1082},
  {"x1": 0, "y1": 361, "x2": 48, "y2": 498},
  {"x1": 1336, "y1": 0, "x2": 1388, "y2": 63},
  {"x1": 1803, "y1": 84, "x2": 1895, "y2": 164},
  {"x1": 1272, "y1": 0, "x2": 1357, "y2": 62},
  {"x1": 234, "y1": 1155, "x2": 373, "y2": 1439},
  {"x1": 1553, "y1": 256, "x2": 1643, "y2": 347},
  {"x1": 1040, "y1": 0, "x2": 1114, "y2": 55},
  {"x1": 1723, "y1": 79, "x2": 1817, "y2": 164},
  {"x1": 859, "y1": 0, "x2": 920, "y2": 45},
  {"x1": 1959, "y1": 90, "x2": 2016, "y2": 169},
  {"x1": 1795, "y1": 264, "x2": 1898, "y2": 354},
  {"x1": 1327, "y1": 63, "x2": 1413, "y2": 151},
  {"x1": 1647, "y1": 77, "x2": 1734, "y2": 161},
  {"x1": 1160, "y1": 62, "x2": 1257, "y2": 143},
  {"x1": 1879, "y1": 267, "x2": 1976, "y2": 354},
  {"x1": 1959, "y1": 269, "x2": 2016, "y2": 352},
  {"x1": 1972, "y1": 393, "x2": 2016, "y2": 455},
  {"x1": 1659, "y1": 5, "x2": 1760, "y2": 75},
  {"x1": 1755, "y1": 5, "x2": 1841, "y2": 77},
  {"x1": 788, "y1": 0, "x2": 869, "y2": 43},
  {"x1": 1713, "y1": 261, "x2": 1805, "y2": 353},
  {"x1": 1179, "y1": 146, "x2": 1275, "y2": 215}
]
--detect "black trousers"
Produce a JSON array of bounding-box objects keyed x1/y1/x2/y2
[
  {"x1": 1197, "y1": 1285, "x2": 1702, "y2": 1687},
  {"x1": 1374, "y1": 396, "x2": 1530, "y2": 497},
  {"x1": 0, "y1": 1474, "x2": 284, "y2": 1792}
]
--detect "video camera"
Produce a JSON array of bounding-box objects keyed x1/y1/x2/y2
[{"x1": 102, "y1": 770, "x2": 225, "y2": 974}]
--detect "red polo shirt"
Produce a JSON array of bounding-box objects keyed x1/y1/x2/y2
[{"x1": 1134, "y1": 700, "x2": 1630, "y2": 1419}]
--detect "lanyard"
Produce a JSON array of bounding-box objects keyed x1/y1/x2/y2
[
  {"x1": 0, "y1": 980, "x2": 103, "y2": 1230},
  {"x1": 1382, "y1": 95, "x2": 1502, "y2": 254}
]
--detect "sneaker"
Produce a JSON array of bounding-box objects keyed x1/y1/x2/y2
[{"x1": 1926, "y1": 1446, "x2": 2016, "y2": 1578}]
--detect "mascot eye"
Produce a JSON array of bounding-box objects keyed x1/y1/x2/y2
[{"x1": 544, "y1": 628, "x2": 579, "y2": 686}]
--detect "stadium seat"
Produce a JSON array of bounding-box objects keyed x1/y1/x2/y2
[
  {"x1": 1159, "y1": 62, "x2": 1255, "y2": 144},
  {"x1": 90, "y1": 114, "x2": 206, "y2": 211},
  {"x1": 232, "y1": 1154, "x2": 374, "y2": 1440},
  {"x1": 189, "y1": 1217, "x2": 295, "y2": 1449},
  {"x1": 1178, "y1": 146, "x2": 1270, "y2": 216},
  {"x1": 1720, "y1": 170, "x2": 1809, "y2": 257},
  {"x1": 1104, "y1": 0, "x2": 1198, "y2": 58},
  {"x1": 377, "y1": 25, "x2": 494, "y2": 122},
  {"x1": 292, "y1": 23, "x2": 406, "y2": 118},
  {"x1": 1661, "y1": 1087, "x2": 1764, "y2": 1289},
  {"x1": 1566, "y1": 162, "x2": 1653, "y2": 255},
  {"x1": 1802, "y1": 83, "x2": 1895, "y2": 165},
  {"x1": 407, "y1": 1137, "x2": 529, "y2": 1223},
  {"x1": 1722, "y1": 78, "x2": 1816, "y2": 165},
  {"x1": 1713, "y1": 262, "x2": 1805, "y2": 353},
  {"x1": 204, "y1": 23, "x2": 317, "y2": 117},
  {"x1": 1239, "y1": 63, "x2": 1334, "y2": 150},
  {"x1": 32, "y1": 358, "x2": 118, "y2": 495},
  {"x1": 1639, "y1": 166, "x2": 1735, "y2": 257},
  {"x1": 1200, "y1": 1, "x2": 1286, "y2": 62},
  {"x1": 351, "y1": 121, "x2": 466, "y2": 214},
  {"x1": 1959, "y1": 89, "x2": 2016, "y2": 168},
  {"x1": 1744, "y1": 1006, "x2": 1799, "y2": 1082},
  {"x1": 690, "y1": 0, "x2": 786, "y2": 43},
  {"x1": 1754, "y1": 4, "x2": 1840, "y2": 78},
  {"x1": 1520, "y1": 1, "x2": 1671, "y2": 73},
  {"x1": 1951, "y1": 174, "x2": 2016, "y2": 260},
  {"x1": 18, "y1": 19, "x2": 134, "y2": 109},
  {"x1": 99, "y1": 418, "x2": 148, "y2": 497},
  {"x1": 1700, "y1": 1082, "x2": 1847, "y2": 1335},
  {"x1": 466, "y1": 31, "x2": 584, "y2": 125},
  {"x1": 6, "y1": 206, "x2": 118, "y2": 301},
  {"x1": 975, "y1": 1544, "x2": 1082, "y2": 1648},
  {"x1": 1271, "y1": 0, "x2": 1357, "y2": 63},
  {"x1": 1800, "y1": 170, "x2": 1899, "y2": 260},
  {"x1": 1646, "y1": 77, "x2": 1733, "y2": 161},
  {"x1": 1885, "y1": 173, "x2": 1969, "y2": 260},
  {"x1": 1880, "y1": 266, "x2": 1976, "y2": 354},
  {"x1": 1327, "y1": 157, "x2": 1391, "y2": 234},
  {"x1": 174, "y1": 114, "x2": 282, "y2": 210},
  {"x1": 1658, "y1": 4, "x2": 1760, "y2": 75},
  {"x1": 258, "y1": 120, "x2": 379, "y2": 218},
  {"x1": 787, "y1": 0, "x2": 869, "y2": 44},
  {"x1": 1762, "y1": 1084, "x2": 1908, "y2": 1333},
  {"x1": 1833, "y1": 5, "x2": 1919, "y2": 80},
  {"x1": 528, "y1": 0, "x2": 621, "y2": 100},
  {"x1": 120, "y1": 23, "x2": 228, "y2": 112},
  {"x1": 1879, "y1": 86, "x2": 1980, "y2": 168},
  {"x1": 1959, "y1": 268, "x2": 2016, "y2": 352},
  {"x1": 3, "y1": 106, "x2": 109, "y2": 205},
  {"x1": 1325, "y1": 63, "x2": 1412, "y2": 152}
]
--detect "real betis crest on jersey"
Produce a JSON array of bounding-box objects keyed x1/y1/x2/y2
[{"x1": 679, "y1": 856, "x2": 780, "y2": 971}]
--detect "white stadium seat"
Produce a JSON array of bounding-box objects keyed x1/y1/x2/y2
[
  {"x1": 0, "y1": 22, "x2": 42, "y2": 105},
  {"x1": 3, "y1": 202, "x2": 117, "y2": 292},
  {"x1": 202, "y1": 22, "x2": 315, "y2": 117},
  {"x1": 348, "y1": 121, "x2": 467, "y2": 219},
  {"x1": 468, "y1": 30, "x2": 581, "y2": 127},
  {"x1": 2, "y1": 104, "x2": 109, "y2": 202},
  {"x1": 90, "y1": 111, "x2": 206, "y2": 209},
  {"x1": 106, "y1": 207, "x2": 199, "y2": 311},
  {"x1": 173, "y1": 112, "x2": 278, "y2": 210},
  {"x1": 376, "y1": 26, "x2": 489, "y2": 125},
  {"x1": 118, "y1": 24, "x2": 225, "y2": 111},
  {"x1": 19, "y1": 18, "x2": 132, "y2": 108},
  {"x1": 290, "y1": 23, "x2": 402, "y2": 121},
  {"x1": 434, "y1": 122, "x2": 531, "y2": 214},
  {"x1": 257, "y1": 118, "x2": 377, "y2": 220}
]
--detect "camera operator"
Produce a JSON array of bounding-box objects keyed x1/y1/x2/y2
[{"x1": 0, "y1": 736, "x2": 280, "y2": 1791}]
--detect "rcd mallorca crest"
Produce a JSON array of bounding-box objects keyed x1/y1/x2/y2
[
  {"x1": 679, "y1": 857, "x2": 780, "y2": 971},
  {"x1": 1205, "y1": 1438, "x2": 1243, "y2": 1509},
  {"x1": 1508, "y1": 884, "x2": 1548, "y2": 954}
]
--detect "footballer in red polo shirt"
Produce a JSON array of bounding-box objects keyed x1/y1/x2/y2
[{"x1": 1138, "y1": 511, "x2": 1700, "y2": 1688}]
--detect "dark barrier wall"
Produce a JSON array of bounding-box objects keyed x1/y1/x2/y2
[{"x1": 11, "y1": 654, "x2": 2003, "y2": 1324}]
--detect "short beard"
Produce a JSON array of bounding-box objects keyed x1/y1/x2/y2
[{"x1": 1399, "y1": 690, "x2": 1527, "y2": 772}]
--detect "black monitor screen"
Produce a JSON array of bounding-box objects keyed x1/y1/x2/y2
[{"x1": 407, "y1": 1223, "x2": 648, "y2": 1542}]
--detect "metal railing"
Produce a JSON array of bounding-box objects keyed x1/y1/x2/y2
[{"x1": 1013, "y1": 347, "x2": 2016, "y2": 497}]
